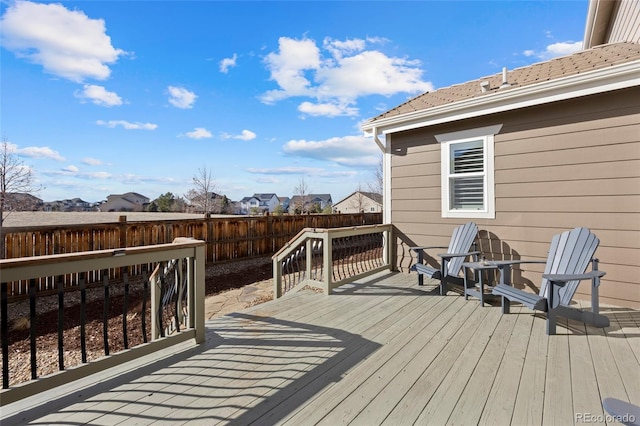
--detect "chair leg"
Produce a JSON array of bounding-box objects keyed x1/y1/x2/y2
[
  {"x1": 501, "y1": 296, "x2": 510, "y2": 314},
  {"x1": 546, "y1": 309, "x2": 557, "y2": 335}
]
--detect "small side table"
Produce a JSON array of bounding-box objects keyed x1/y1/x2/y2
[{"x1": 462, "y1": 261, "x2": 503, "y2": 306}]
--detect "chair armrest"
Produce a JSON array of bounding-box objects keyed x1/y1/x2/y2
[
  {"x1": 410, "y1": 246, "x2": 448, "y2": 252},
  {"x1": 439, "y1": 251, "x2": 481, "y2": 259},
  {"x1": 542, "y1": 270, "x2": 606, "y2": 283},
  {"x1": 491, "y1": 260, "x2": 547, "y2": 267}
]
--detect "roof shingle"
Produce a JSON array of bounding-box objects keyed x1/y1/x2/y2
[{"x1": 368, "y1": 42, "x2": 640, "y2": 122}]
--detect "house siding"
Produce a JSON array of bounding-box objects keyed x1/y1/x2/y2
[
  {"x1": 609, "y1": 0, "x2": 640, "y2": 44},
  {"x1": 389, "y1": 87, "x2": 640, "y2": 308}
]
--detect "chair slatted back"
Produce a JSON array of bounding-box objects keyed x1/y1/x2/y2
[
  {"x1": 446, "y1": 222, "x2": 478, "y2": 276},
  {"x1": 540, "y1": 227, "x2": 599, "y2": 305}
]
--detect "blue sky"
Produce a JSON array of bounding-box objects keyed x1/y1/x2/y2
[{"x1": 0, "y1": 0, "x2": 588, "y2": 204}]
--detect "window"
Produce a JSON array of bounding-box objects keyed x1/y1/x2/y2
[{"x1": 436, "y1": 125, "x2": 501, "y2": 219}]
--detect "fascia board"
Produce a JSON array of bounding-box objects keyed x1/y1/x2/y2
[{"x1": 362, "y1": 60, "x2": 640, "y2": 135}]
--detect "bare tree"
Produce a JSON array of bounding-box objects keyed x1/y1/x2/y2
[
  {"x1": 367, "y1": 155, "x2": 383, "y2": 195},
  {"x1": 184, "y1": 166, "x2": 218, "y2": 214},
  {"x1": 292, "y1": 177, "x2": 311, "y2": 213},
  {"x1": 349, "y1": 183, "x2": 368, "y2": 212},
  {"x1": 1, "y1": 138, "x2": 43, "y2": 257}
]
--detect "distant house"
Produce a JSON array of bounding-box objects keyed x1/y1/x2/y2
[
  {"x1": 43, "y1": 198, "x2": 94, "y2": 212},
  {"x1": 239, "y1": 193, "x2": 280, "y2": 214},
  {"x1": 333, "y1": 191, "x2": 382, "y2": 214},
  {"x1": 3, "y1": 193, "x2": 43, "y2": 211},
  {"x1": 361, "y1": 0, "x2": 640, "y2": 307},
  {"x1": 99, "y1": 192, "x2": 149, "y2": 212},
  {"x1": 289, "y1": 194, "x2": 333, "y2": 213},
  {"x1": 278, "y1": 196, "x2": 290, "y2": 212}
]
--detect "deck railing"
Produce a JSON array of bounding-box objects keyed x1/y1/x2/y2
[
  {"x1": 0, "y1": 238, "x2": 206, "y2": 405},
  {"x1": 272, "y1": 225, "x2": 394, "y2": 298}
]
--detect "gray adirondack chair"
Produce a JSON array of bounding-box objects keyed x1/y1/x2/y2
[
  {"x1": 410, "y1": 222, "x2": 479, "y2": 296},
  {"x1": 492, "y1": 227, "x2": 609, "y2": 335}
]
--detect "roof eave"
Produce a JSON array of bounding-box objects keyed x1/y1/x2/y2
[{"x1": 362, "y1": 60, "x2": 640, "y2": 135}]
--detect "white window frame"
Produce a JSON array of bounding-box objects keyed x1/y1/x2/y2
[{"x1": 436, "y1": 124, "x2": 501, "y2": 219}]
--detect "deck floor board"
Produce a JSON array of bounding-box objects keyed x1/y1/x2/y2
[{"x1": 3, "y1": 271, "x2": 639, "y2": 426}]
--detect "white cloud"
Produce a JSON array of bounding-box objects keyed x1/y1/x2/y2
[
  {"x1": 221, "y1": 130, "x2": 257, "y2": 141},
  {"x1": 185, "y1": 127, "x2": 213, "y2": 139},
  {"x1": 96, "y1": 120, "x2": 158, "y2": 130},
  {"x1": 0, "y1": 1, "x2": 126, "y2": 82},
  {"x1": 260, "y1": 36, "x2": 432, "y2": 117},
  {"x1": 323, "y1": 37, "x2": 367, "y2": 59},
  {"x1": 220, "y1": 53, "x2": 238, "y2": 73},
  {"x1": 282, "y1": 135, "x2": 380, "y2": 167},
  {"x1": 298, "y1": 101, "x2": 358, "y2": 117},
  {"x1": 261, "y1": 37, "x2": 321, "y2": 103},
  {"x1": 167, "y1": 86, "x2": 197, "y2": 109},
  {"x1": 246, "y1": 166, "x2": 356, "y2": 178},
  {"x1": 75, "y1": 84, "x2": 123, "y2": 107},
  {"x1": 16, "y1": 145, "x2": 65, "y2": 161},
  {"x1": 63, "y1": 165, "x2": 79, "y2": 173},
  {"x1": 524, "y1": 41, "x2": 583, "y2": 60},
  {"x1": 82, "y1": 157, "x2": 102, "y2": 166}
]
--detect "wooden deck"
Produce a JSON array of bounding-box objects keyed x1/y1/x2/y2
[{"x1": 3, "y1": 272, "x2": 639, "y2": 425}]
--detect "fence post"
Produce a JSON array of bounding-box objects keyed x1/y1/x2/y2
[{"x1": 118, "y1": 215, "x2": 127, "y2": 248}]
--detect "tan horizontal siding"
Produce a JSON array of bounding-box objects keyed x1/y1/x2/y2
[
  {"x1": 496, "y1": 178, "x2": 640, "y2": 198},
  {"x1": 392, "y1": 163, "x2": 440, "y2": 178},
  {"x1": 497, "y1": 160, "x2": 640, "y2": 185},
  {"x1": 497, "y1": 195, "x2": 640, "y2": 213},
  {"x1": 497, "y1": 117, "x2": 640, "y2": 152},
  {"x1": 496, "y1": 142, "x2": 636, "y2": 169}
]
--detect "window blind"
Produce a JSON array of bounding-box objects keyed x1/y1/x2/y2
[{"x1": 450, "y1": 141, "x2": 484, "y2": 210}]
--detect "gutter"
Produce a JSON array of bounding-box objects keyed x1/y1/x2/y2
[
  {"x1": 372, "y1": 126, "x2": 385, "y2": 152},
  {"x1": 362, "y1": 59, "x2": 640, "y2": 136},
  {"x1": 583, "y1": 0, "x2": 617, "y2": 49}
]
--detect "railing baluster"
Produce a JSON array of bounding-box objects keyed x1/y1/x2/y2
[
  {"x1": 142, "y1": 266, "x2": 148, "y2": 344},
  {"x1": 122, "y1": 268, "x2": 129, "y2": 349},
  {"x1": 80, "y1": 272, "x2": 87, "y2": 364},
  {"x1": 57, "y1": 275, "x2": 64, "y2": 370},
  {"x1": 102, "y1": 269, "x2": 110, "y2": 356},
  {"x1": 174, "y1": 262, "x2": 180, "y2": 333},
  {"x1": 1, "y1": 282, "x2": 9, "y2": 388},
  {"x1": 29, "y1": 278, "x2": 37, "y2": 380},
  {"x1": 158, "y1": 267, "x2": 166, "y2": 338}
]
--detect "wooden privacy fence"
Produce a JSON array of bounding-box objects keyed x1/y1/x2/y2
[{"x1": 1, "y1": 213, "x2": 381, "y2": 298}]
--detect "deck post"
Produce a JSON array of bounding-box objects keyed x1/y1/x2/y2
[
  {"x1": 323, "y1": 233, "x2": 333, "y2": 295},
  {"x1": 273, "y1": 257, "x2": 282, "y2": 299},
  {"x1": 193, "y1": 243, "x2": 206, "y2": 344}
]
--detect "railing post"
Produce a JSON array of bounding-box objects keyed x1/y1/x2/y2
[
  {"x1": 323, "y1": 232, "x2": 333, "y2": 295},
  {"x1": 386, "y1": 225, "x2": 396, "y2": 271},
  {"x1": 192, "y1": 243, "x2": 206, "y2": 344},
  {"x1": 273, "y1": 256, "x2": 282, "y2": 299}
]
